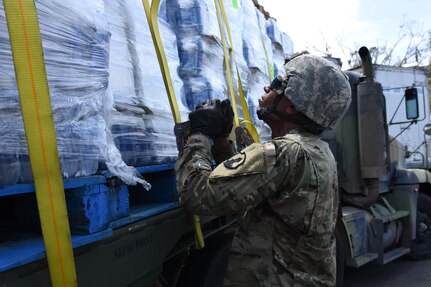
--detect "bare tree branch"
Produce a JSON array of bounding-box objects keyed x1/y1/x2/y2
[{"x1": 342, "y1": 20, "x2": 430, "y2": 68}]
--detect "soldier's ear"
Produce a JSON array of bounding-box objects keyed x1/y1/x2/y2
[{"x1": 281, "y1": 98, "x2": 298, "y2": 116}]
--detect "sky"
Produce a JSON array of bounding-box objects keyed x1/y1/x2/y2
[{"x1": 257, "y1": 0, "x2": 431, "y2": 69}]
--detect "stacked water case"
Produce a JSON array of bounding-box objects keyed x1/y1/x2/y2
[
  {"x1": 266, "y1": 17, "x2": 285, "y2": 77},
  {"x1": 0, "y1": 0, "x2": 296, "y2": 188},
  {"x1": 104, "y1": 0, "x2": 187, "y2": 167},
  {"x1": 165, "y1": 0, "x2": 228, "y2": 110},
  {"x1": 0, "y1": 1, "x2": 113, "y2": 186},
  {"x1": 126, "y1": 0, "x2": 188, "y2": 164},
  {"x1": 242, "y1": 0, "x2": 273, "y2": 141},
  {"x1": 220, "y1": 0, "x2": 249, "y2": 120},
  {"x1": 281, "y1": 32, "x2": 294, "y2": 59},
  {"x1": 0, "y1": 4, "x2": 19, "y2": 186}
]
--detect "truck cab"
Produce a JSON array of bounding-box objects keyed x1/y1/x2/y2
[{"x1": 323, "y1": 47, "x2": 431, "y2": 286}]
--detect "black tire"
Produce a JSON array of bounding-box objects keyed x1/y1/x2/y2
[
  {"x1": 410, "y1": 193, "x2": 431, "y2": 260},
  {"x1": 335, "y1": 226, "x2": 346, "y2": 287},
  {"x1": 177, "y1": 233, "x2": 233, "y2": 287}
]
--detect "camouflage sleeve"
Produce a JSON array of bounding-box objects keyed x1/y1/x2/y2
[
  {"x1": 175, "y1": 134, "x2": 283, "y2": 216},
  {"x1": 211, "y1": 139, "x2": 236, "y2": 165}
]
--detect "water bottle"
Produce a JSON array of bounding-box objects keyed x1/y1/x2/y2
[
  {"x1": 75, "y1": 127, "x2": 99, "y2": 177},
  {"x1": 18, "y1": 153, "x2": 32, "y2": 183},
  {"x1": 58, "y1": 126, "x2": 81, "y2": 178},
  {"x1": 0, "y1": 153, "x2": 20, "y2": 187}
]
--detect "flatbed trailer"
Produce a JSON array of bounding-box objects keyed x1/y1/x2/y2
[{"x1": 0, "y1": 163, "x2": 236, "y2": 286}]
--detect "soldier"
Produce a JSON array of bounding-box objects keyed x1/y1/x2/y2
[{"x1": 175, "y1": 54, "x2": 352, "y2": 286}]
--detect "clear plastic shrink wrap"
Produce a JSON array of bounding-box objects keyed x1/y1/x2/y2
[
  {"x1": 266, "y1": 17, "x2": 285, "y2": 77},
  {"x1": 221, "y1": 0, "x2": 249, "y2": 120},
  {"x1": 256, "y1": 9, "x2": 273, "y2": 81},
  {"x1": 131, "y1": 1, "x2": 189, "y2": 163},
  {"x1": 166, "y1": 0, "x2": 228, "y2": 110},
  {"x1": 104, "y1": 0, "x2": 187, "y2": 167},
  {"x1": 281, "y1": 32, "x2": 294, "y2": 59},
  {"x1": 242, "y1": 1, "x2": 273, "y2": 141},
  {"x1": 0, "y1": 0, "x2": 147, "y2": 187},
  {"x1": 0, "y1": 5, "x2": 20, "y2": 187}
]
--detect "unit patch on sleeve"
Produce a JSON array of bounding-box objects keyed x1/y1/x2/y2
[
  {"x1": 223, "y1": 152, "x2": 246, "y2": 169},
  {"x1": 210, "y1": 143, "x2": 266, "y2": 179}
]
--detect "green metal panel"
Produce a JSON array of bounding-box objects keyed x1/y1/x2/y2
[{"x1": 0, "y1": 208, "x2": 190, "y2": 287}]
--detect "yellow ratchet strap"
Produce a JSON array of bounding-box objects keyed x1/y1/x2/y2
[
  {"x1": 215, "y1": 0, "x2": 260, "y2": 143},
  {"x1": 3, "y1": 1, "x2": 77, "y2": 286},
  {"x1": 142, "y1": 0, "x2": 205, "y2": 249}
]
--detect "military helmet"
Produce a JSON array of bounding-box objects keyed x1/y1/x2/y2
[{"x1": 276, "y1": 54, "x2": 352, "y2": 130}]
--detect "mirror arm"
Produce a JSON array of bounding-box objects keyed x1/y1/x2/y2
[{"x1": 389, "y1": 121, "x2": 415, "y2": 143}]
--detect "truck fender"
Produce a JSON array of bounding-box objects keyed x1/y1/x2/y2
[{"x1": 393, "y1": 168, "x2": 431, "y2": 186}]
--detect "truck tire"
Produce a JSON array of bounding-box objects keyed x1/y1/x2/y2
[
  {"x1": 410, "y1": 193, "x2": 431, "y2": 260},
  {"x1": 177, "y1": 233, "x2": 233, "y2": 287},
  {"x1": 335, "y1": 226, "x2": 346, "y2": 287}
]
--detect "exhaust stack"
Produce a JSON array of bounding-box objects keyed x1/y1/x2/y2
[{"x1": 342, "y1": 47, "x2": 386, "y2": 208}]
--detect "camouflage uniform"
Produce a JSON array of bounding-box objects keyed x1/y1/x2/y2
[{"x1": 175, "y1": 128, "x2": 338, "y2": 286}]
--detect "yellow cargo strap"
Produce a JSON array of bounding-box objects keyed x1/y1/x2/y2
[
  {"x1": 3, "y1": 1, "x2": 77, "y2": 286},
  {"x1": 257, "y1": 11, "x2": 273, "y2": 81},
  {"x1": 142, "y1": 0, "x2": 205, "y2": 249},
  {"x1": 215, "y1": 0, "x2": 260, "y2": 143},
  {"x1": 142, "y1": 0, "x2": 181, "y2": 124},
  {"x1": 213, "y1": 0, "x2": 239, "y2": 129}
]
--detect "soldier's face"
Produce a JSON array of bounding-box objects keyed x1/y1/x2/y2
[
  {"x1": 258, "y1": 87, "x2": 278, "y2": 108},
  {"x1": 258, "y1": 85, "x2": 299, "y2": 126},
  {"x1": 257, "y1": 87, "x2": 281, "y2": 124}
]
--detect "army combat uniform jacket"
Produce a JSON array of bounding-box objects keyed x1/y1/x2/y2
[{"x1": 175, "y1": 129, "x2": 338, "y2": 286}]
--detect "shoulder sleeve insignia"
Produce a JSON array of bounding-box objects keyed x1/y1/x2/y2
[{"x1": 223, "y1": 152, "x2": 246, "y2": 169}]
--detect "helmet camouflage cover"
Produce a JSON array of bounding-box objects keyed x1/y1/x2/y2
[{"x1": 277, "y1": 54, "x2": 352, "y2": 130}]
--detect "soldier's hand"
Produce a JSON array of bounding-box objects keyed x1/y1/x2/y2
[
  {"x1": 189, "y1": 99, "x2": 233, "y2": 139},
  {"x1": 218, "y1": 99, "x2": 234, "y2": 138}
]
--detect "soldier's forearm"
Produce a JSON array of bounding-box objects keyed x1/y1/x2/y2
[
  {"x1": 212, "y1": 137, "x2": 236, "y2": 165},
  {"x1": 175, "y1": 134, "x2": 213, "y2": 213}
]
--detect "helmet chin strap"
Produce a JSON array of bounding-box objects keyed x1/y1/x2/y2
[
  {"x1": 256, "y1": 93, "x2": 283, "y2": 120},
  {"x1": 256, "y1": 93, "x2": 304, "y2": 126}
]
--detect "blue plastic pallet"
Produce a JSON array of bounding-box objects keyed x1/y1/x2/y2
[
  {"x1": 0, "y1": 230, "x2": 113, "y2": 272},
  {"x1": 0, "y1": 163, "x2": 180, "y2": 272}
]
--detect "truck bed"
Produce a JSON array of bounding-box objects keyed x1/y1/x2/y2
[{"x1": 0, "y1": 163, "x2": 181, "y2": 273}]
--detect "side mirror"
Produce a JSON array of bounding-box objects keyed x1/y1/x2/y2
[
  {"x1": 424, "y1": 123, "x2": 431, "y2": 136},
  {"x1": 405, "y1": 87, "x2": 419, "y2": 120},
  {"x1": 405, "y1": 145, "x2": 412, "y2": 158}
]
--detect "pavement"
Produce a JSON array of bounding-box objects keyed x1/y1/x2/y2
[{"x1": 344, "y1": 256, "x2": 431, "y2": 287}]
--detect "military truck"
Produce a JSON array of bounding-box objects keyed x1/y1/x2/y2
[
  {"x1": 1, "y1": 0, "x2": 430, "y2": 285},
  {"x1": 0, "y1": 0, "x2": 239, "y2": 286},
  {"x1": 327, "y1": 46, "x2": 431, "y2": 286},
  {"x1": 349, "y1": 63, "x2": 431, "y2": 170}
]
